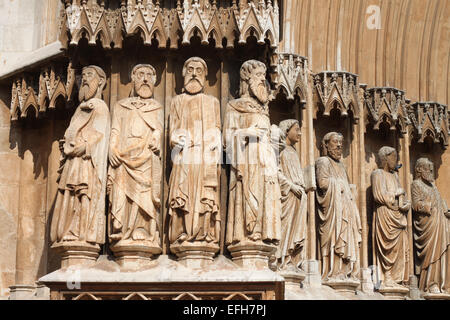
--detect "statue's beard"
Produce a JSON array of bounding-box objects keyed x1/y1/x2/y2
[
  {"x1": 184, "y1": 78, "x2": 204, "y2": 94},
  {"x1": 250, "y1": 79, "x2": 269, "y2": 104},
  {"x1": 423, "y1": 173, "x2": 435, "y2": 183},
  {"x1": 328, "y1": 148, "x2": 342, "y2": 160},
  {"x1": 78, "y1": 80, "x2": 99, "y2": 102},
  {"x1": 135, "y1": 84, "x2": 153, "y2": 99}
]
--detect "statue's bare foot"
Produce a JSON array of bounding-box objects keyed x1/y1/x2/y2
[
  {"x1": 109, "y1": 234, "x2": 122, "y2": 241},
  {"x1": 132, "y1": 228, "x2": 150, "y2": 241},
  {"x1": 249, "y1": 233, "x2": 261, "y2": 241},
  {"x1": 62, "y1": 234, "x2": 78, "y2": 242},
  {"x1": 429, "y1": 284, "x2": 441, "y2": 294},
  {"x1": 177, "y1": 233, "x2": 188, "y2": 243}
]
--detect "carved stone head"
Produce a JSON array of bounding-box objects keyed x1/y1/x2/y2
[
  {"x1": 378, "y1": 146, "x2": 397, "y2": 172},
  {"x1": 131, "y1": 64, "x2": 157, "y2": 99},
  {"x1": 78, "y1": 65, "x2": 106, "y2": 102},
  {"x1": 415, "y1": 158, "x2": 435, "y2": 183},
  {"x1": 239, "y1": 60, "x2": 269, "y2": 104},
  {"x1": 321, "y1": 132, "x2": 344, "y2": 161},
  {"x1": 279, "y1": 119, "x2": 300, "y2": 146},
  {"x1": 182, "y1": 57, "x2": 207, "y2": 95}
]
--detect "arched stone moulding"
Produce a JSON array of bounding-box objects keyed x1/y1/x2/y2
[
  {"x1": 408, "y1": 102, "x2": 449, "y2": 149},
  {"x1": 364, "y1": 87, "x2": 411, "y2": 135},
  {"x1": 314, "y1": 71, "x2": 360, "y2": 122},
  {"x1": 59, "y1": 0, "x2": 280, "y2": 50}
]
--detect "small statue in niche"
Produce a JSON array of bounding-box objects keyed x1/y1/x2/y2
[
  {"x1": 275, "y1": 119, "x2": 308, "y2": 272},
  {"x1": 371, "y1": 146, "x2": 410, "y2": 289},
  {"x1": 411, "y1": 158, "x2": 450, "y2": 295},
  {"x1": 223, "y1": 59, "x2": 282, "y2": 247},
  {"x1": 108, "y1": 64, "x2": 163, "y2": 252},
  {"x1": 50, "y1": 65, "x2": 110, "y2": 249},
  {"x1": 315, "y1": 132, "x2": 362, "y2": 283},
  {"x1": 168, "y1": 57, "x2": 221, "y2": 251}
]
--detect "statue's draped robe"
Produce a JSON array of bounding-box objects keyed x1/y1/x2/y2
[
  {"x1": 108, "y1": 98, "x2": 163, "y2": 242},
  {"x1": 412, "y1": 179, "x2": 450, "y2": 293},
  {"x1": 371, "y1": 169, "x2": 409, "y2": 284},
  {"x1": 276, "y1": 145, "x2": 308, "y2": 269},
  {"x1": 51, "y1": 98, "x2": 110, "y2": 244},
  {"x1": 168, "y1": 93, "x2": 221, "y2": 243},
  {"x1": 224, "y1": 97, "x2": 281, "y2": 245},
  {"x1": 315, "y1": 156, "x2": 361, "y2": 280}
]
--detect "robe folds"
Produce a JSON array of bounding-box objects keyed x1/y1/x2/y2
[
  {"x1": 108, "y1": 97, "x2": 163, "y2": 241},
  {"x1": 168, "y1": 93, "x2": 221, "y2": 243},
  {"x1": 51, "y1": 98, "x2": 110, "y2": 245},
  {"x1": 276, "y1": 145, "x2": 308, "y2": 269},
  {"x1": 411, "y1": 179, "x2": 450, "y2": 293},
  {"x1": 371, "y1": 169, "x2": 409, "y2": 284},
  {"x1": 315, "y1": 156, "x2": 362, "y2": 280},
  {"x1": 224, "y1": 97, "x2": 281, "y2": 245}
]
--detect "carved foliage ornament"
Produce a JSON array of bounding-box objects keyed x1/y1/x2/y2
[
  {"x1": 59, "y1": 0, "x2": 280, "y2": 49},
  {"x1": 364, "y1": 87, "x2": 411, "y2": 134},
  {"x1": 10, "y1": 63, "x2": 75, "y2": 120},
  {"x1": 314, "y1": 71, "x2": 359, "y2": 121},
  {"x1": 407, "y1": 102, "x2": 449, "y2": 149}
]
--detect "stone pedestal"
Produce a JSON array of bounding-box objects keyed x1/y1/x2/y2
[
  {"x1": 377, "y1": 286, "x2": 409, "y2": 299},
  {"x1": 302, "y1": 260, "x2": 322, "y2": 288},
  {"x1": 360, "y1": 268, "x2": 374, "y2": 293},
  {"x1": 52, "y1": 242, "x2": 101, "y2": 268},
  {"x1": 323, "y1": 278, "x2": 360, "y2": 293},
  {"x1": 422, "y1": 292, "x2": 450, "y2": 300},
  {"x1": 111, "y1": 240, "x2": 162, "y2": 269},
  {"x1": 9, "y1": 285, "x2": 35, "y2": 300},
  {"x1": 279, "y1": 270, "x2": 306, "y2": 290},
  {"x1": 170, "y1": 242, "x2": 219, "y2": 269},
  {"x1": 227, "y1": 241, "x2": 277, "y2": 269}
]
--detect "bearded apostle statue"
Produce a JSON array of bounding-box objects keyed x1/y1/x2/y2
[
  {"x1": 50, "y1": 65, "x2": 110, "y2": 266},
  {"x1": 411, "y1": 158, "x2": 450, "y2": 296},
  {"x1": 168, "y1": 57, "x2": 221, "y2": 265},
  {"x1": 108, "y1": 64, "x2": 163, "y2": 264},
  {"x1": 223, "y1": 60, "x2": 281, "y2": 268},
  {"x1": 371, "y1": 147, "x2": 410, "y2": 290},
  {"x1": 275, "y1": 119, "x2": 308, "y2": 272},
  {"x1": 315, "y1": 132, "x2": 362, "y2": 285}
]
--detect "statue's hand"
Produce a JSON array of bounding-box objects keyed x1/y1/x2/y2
[
  {"x1": 174, "y1": 134, "x2": 187, "y2": 149},
  {"x1": 400, "y1": 200, "x2": 411, "y2": 212},
  {"x1": 149, "y1": 138, "x2": 160, "y2": 155},
  {"x1": 291, "y1": 184, "x2": 304, "y2": 199},
  {"x1": 109, "y1": 147, "x2": 122, "y2": 168},
  {"x1": 72, "y1": 143, "x2": 86, "y2": 157},
  {"x1": 395, "y1": 188, "x2": 406, "y2": 197}
]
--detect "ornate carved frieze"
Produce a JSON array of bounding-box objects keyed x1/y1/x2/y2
[
  {"x1": 59, "y1": 0, "x2": 280, "y2": 50},
  {"x1": 273, "y1": 53, "x2": 308, "y2": 102},
  {"x1": 314, "y1": 71, "x2": 359, "y2": 121},
  {"x1": 407, "y1": 102, "x2": 449, "y2": 149},
  {"x1": 10, "y1": 63, "x2": 75, "y2": 120},
  {"x1": 364, "y1": 87, "x2": 411, "y2": 134}
]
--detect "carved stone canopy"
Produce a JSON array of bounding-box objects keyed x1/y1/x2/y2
[
  {"x1": 273, "y1": 53, "x2": 308, "y2": 102},
  {"x1": 364, "y1": 87, "x2": 411, "y2": 134},
  {"x1": 10, "y1": 62, "x2": 75, "y2": 120},
  {"x1": 314, "y1": 71, "x2": 359, "y2": 121},
  {"x1": 59, "y1": 0, "x2": 281, "y2": 50},
  {"x1": 408, "y1": 102, "x2": 449, "y2": 149}
]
